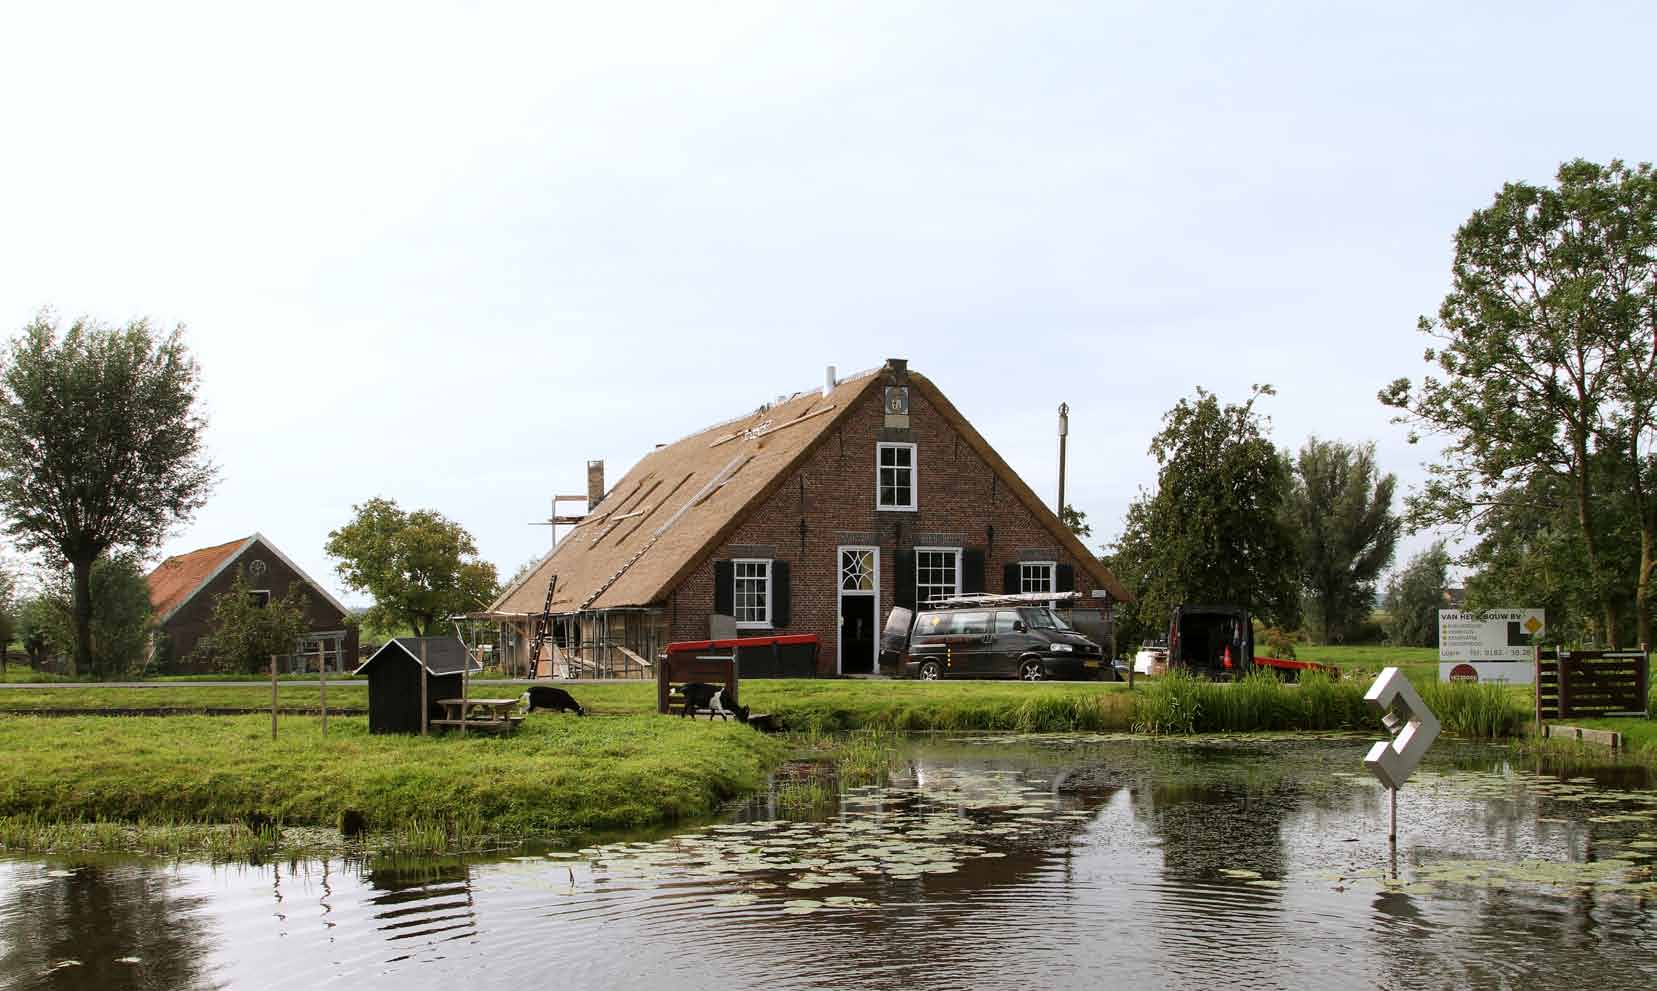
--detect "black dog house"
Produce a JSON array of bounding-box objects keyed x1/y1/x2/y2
[{"x1": 354, "y1": 636, "x2": 480, "y2": 734}]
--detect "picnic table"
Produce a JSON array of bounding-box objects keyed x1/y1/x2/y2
[{"x1": 431, "y1": 697, "x2": 524, "y2": 733}]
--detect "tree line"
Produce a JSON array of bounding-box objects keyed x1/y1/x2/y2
[{"x1": 0, "y1": 314, "x2": 498, "y2": 677}]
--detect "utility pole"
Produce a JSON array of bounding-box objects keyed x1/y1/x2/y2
[{"x1": 1057, "y1": 402, "x2": 1069, "y2": 518}]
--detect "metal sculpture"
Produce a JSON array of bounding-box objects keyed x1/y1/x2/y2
[{"x1": 1363, "y1": 666, "x2": 1440, "y2": 843}]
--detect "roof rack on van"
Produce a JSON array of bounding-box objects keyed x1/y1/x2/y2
[{"x1": 926, "y1": 592, "x2": 1082, "y2": 609}]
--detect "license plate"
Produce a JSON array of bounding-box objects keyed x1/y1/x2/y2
[{"x1": 1084, "y1": 661, "x2": 1100, "y2": 669}]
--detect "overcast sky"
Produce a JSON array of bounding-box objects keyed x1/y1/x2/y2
[{"x1": 3, "y1": 1, "x2": 1654, "y2": 605}]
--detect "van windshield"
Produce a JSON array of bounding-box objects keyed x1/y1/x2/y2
[{"x1": 1020, "y1": 608, "x2": 1067, "y2": 630}]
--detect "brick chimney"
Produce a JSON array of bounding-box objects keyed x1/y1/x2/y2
[{"x1": 587, "y1": 460, "x2": 605, "y2": 507}]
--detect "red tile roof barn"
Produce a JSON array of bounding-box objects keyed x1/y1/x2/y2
[{"x1": 146, "y1": 536, "x2": 254, "y2": 620}]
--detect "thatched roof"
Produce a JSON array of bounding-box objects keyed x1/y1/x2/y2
[{"x1": 489, "y1": 362, "x2": 1128, "y2": 617}]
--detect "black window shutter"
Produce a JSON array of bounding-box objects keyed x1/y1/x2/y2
[
  {"x1": 895, "y1": 549, "x2": 916, "y2": 610},
  {"x1": 1003, "y1": 563, "x2": 1020, "y2": 594},
  {"x1": 713, "y1": 560, "x2": 734, "y2": 615},
  {"x1": 1056, "y1": 565, "x2": 1075, "y2": 593},
  {"x1": 962, "y1": 549, "x2": 985, "y2": 594},
  {"x1": 771, "y1": 561, "x2": 791, "y2": 627}
]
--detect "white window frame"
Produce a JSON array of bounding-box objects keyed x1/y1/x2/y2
[
  {"x1": 1020, "y1": 562, "x2": 1056, "y2": 595},
  {"x1": 836, "y1": 545, "x2": 880, "y2": 676},
  {"x1": 915, "y1": 546, "x2": 961, "y2": 605},
  {"x1": 249, "y1": 589, "x2": 272, "y2": 608},
  {"x1": 732, "y1": 558, "x2": 773, "y2": 629},
  {"x1": 876, "y1": 442, "x2": 918, "y2": 512}
]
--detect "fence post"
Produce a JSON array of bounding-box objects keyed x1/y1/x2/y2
[
  {"x1": 1558, "y1": 651, "x2": 1570, "y2": 721},
  {"x1": 1644, "y1": 642, "x2": 1651, "y2": 718},
  {"x1": 420, "y1": 640, "x2": 429, "y2": 736},
  {"x1": 317, "y1": 641, "x2": 328, "y2": 736},
  {"x1": 270, "y1": 654, "x2": 278, "y2": 740},
  {"x1": 1533, "y1": 645, "x2": 1540, "y2": 728}
]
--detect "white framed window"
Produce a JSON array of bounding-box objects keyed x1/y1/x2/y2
[
  {"x1": 877, "y1": 442, "x2": 917, "y2": 511},
  {"x1": 249, "y1": 590, "x2": 272, "y2": 608},
  {"x1": 733, "y1": 559, "x2": 772, "y2": 628},
  {"x1": 915, "y1": 547, "x2": 960, "y2": 604},
  {"x1": 1020, "y1": 562, "x2": 1056, "y2": 594}
]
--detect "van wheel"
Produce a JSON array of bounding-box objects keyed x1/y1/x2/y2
[
  {"x1": 1019, "y1": 660, "x2": 1044, "y2": 682},
  {"x1": 918, "y1": 660, "x2": 942, "y2": 681}
]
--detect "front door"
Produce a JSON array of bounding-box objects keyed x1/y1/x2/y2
[{"x1": 838, "y1": 547, "x2": 879, "y2": 674}]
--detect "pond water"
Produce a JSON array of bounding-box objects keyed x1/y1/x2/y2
[{"x1": 5, "y1": 734, "x2": 1657, "y2": 990}]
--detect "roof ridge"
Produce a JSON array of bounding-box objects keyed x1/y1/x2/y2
[{"x1": 648, "y1": 367, "x2": 880, "y2": 453}]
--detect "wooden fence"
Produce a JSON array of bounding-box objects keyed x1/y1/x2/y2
[{"x1": 1535, "y1": 649, "x2": 1650, "y2": 721}]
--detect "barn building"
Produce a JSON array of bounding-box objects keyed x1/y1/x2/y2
[
  {"x1": 145, "y1": 533, "x2": 359, "y2": 673},
  {"x1": 354, "y1": 636, "x2": 479, "y2": 734},
  {"x1": 485, "y1": 359, "x2": 1130, "y2": 677}
]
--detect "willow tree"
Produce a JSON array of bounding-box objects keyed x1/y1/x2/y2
[
  {"x1": 1381, "y1": 159, "x2": 1657, "y2": 647},
  {"x1": 0, "y1": 315, "x2": 216, "y2": 676}
]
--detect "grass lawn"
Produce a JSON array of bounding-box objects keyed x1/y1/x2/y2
[
  {"x1": 0, "y1": 679, "x2": 1140, "y2": 731},
  {"x1": 0, "y1": 713, "x2": 784, "y2": 841},
  {"x1": 1289, "y1": 644, "x2": 1440, "y2": 686}
]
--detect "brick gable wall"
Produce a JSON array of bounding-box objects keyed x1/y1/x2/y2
[{"x1": 666, "y1": 379, "x2": 1099, "y2": 673}]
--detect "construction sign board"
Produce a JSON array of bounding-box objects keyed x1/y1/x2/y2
[{"x1": 1438, "y1": 609, "x2": 1544, "y2": 661}]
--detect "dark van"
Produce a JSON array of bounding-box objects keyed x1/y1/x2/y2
[
  {"x1": 1168, "y1": 604, "x2": 1253, "y2": 678},
  {"x1": 881, "y1": 596, "x2": 1106, "y2": 681}
]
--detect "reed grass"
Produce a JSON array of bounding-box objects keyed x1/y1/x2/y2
[
  {"x1": 1418, "y1": 680, "x2": 1531, "y2": 739},
  {"x1": 1132, "y1": 670, "x2": 1382, "y2": 735}
]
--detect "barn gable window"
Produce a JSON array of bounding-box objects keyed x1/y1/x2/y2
[{"x1": 877, "y1": 443, "x2": 917, "y2": 511}]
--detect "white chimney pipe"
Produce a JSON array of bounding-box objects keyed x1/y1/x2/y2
[{"x1": 824, "y1": 365, "x2": 837, "y2": 397}]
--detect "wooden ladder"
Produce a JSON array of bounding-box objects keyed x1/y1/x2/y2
[{"x1": 527, "y1": 573, "x2": 558, "y2": 676}]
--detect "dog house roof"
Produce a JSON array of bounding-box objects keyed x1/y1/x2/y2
[{"x1": 353, "y1": 636, "x2": 480, "y2": 676}]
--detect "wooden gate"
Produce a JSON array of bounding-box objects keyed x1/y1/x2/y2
[{"x1": 1535, "y1": 649, "x2": 1650, "y2": 721}]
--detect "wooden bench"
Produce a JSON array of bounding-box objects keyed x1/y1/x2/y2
[
  {"x1": 432, "y1": 697, "x2": 524, "y2": 733},
  {"x1": 658, "y1": 654, "x2": 739, "y2": 717}
]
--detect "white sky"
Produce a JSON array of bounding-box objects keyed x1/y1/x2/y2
[{"x1": 3, "y1": 1, "x2": 1653, "y2": 605}]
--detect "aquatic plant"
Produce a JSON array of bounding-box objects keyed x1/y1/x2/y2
[
  {"x1": 1418, "y1": 680, "x2": 1529, "y2": 739},
  {"x1": 1133, "y1": 671, "x2": 1203, "y2": 734}
]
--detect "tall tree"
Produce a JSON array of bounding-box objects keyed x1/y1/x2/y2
[
  {"x1": 190, "y1": 568, "x2": 312, "y2": 673},
  {"x1": 0, "y1": 315, "x2": 215, "y2": 675},
  {"x1": 41, "y1": 552, "x2": 155, "y2": 677},
  {"x1": 1380, "y1": 159, "x2": 1657, "y2": 647},
  {"x1": 1287, "y1": 438, "x2": 1400, "y2": 644},
  {"x1": 325, "y1": 497, "x2": 500, "y2": 637},
  {"x1": 1383, "y1": 542, "x2": 1452, "y2": 647},
  {"x1": 1108, "y1": 386, "x2": 1301, "y2": 635}
]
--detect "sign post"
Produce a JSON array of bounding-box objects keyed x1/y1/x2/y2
[{"x1": 1363, "y1": 667, "x2": 1440, "y2": 847}]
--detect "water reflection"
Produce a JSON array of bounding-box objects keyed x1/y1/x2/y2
[
  {"x1": 2, "y1": 737, "x2": 1657, "y2": 990},
  {"x1": 0, "y1": 862, "x2": 215, "y2": 990}
]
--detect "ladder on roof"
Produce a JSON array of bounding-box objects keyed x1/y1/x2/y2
[{"x1": 527, "y1": 573, "x2": 558, "y2": 678}]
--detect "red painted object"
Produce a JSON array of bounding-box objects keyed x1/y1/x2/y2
[
  {"x1": 662, "y1": 634, "x2": 821, "y2": 680},
  {"x1": 664, "y1": 634, "x2": 820, "y2": 653},
  {"x1": 1255, "y1": 655, "x2": 1340, "y2": 680}
]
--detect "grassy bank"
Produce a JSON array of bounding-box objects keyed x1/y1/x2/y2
[{"x1": 0, "y1": 713, "x2": 783, "y2": 854}]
